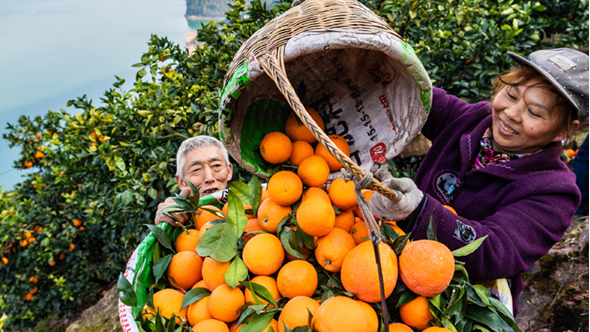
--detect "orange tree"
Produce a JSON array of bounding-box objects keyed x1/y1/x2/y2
[{"x1": 0, "y1": 0, "x2": 587, "y2": 328}]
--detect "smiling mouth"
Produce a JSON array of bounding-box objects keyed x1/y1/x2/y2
[{"x1": 500, "y1": 120, "x2": 517, "y2": 135}]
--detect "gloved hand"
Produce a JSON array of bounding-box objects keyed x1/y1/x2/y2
[{"x1": 369, "y1": 176, "x2": 424, "y2": 222}]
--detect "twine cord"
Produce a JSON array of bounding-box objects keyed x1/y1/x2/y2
[{"x1": 341, "y1": 168, "x2": 390, "y2": 330}]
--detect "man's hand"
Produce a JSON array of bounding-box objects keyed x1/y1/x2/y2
[
  {"x1": 369, "y1": 177, "x2": 424, "y2": 222},
  {"x1": 155, "y1": 187, "x2": 191, "y2": 226}
]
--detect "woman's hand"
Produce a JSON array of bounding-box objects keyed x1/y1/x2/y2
[{"x1": 369, "y1": 176, "x2": 424, "y2": 222}]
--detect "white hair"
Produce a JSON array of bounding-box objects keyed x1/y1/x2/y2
[{"x1": 176, "y1": 136, "x2": 230, "y2": 178}]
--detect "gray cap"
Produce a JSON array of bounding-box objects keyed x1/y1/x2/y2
[{"x1": 507, "y1": 48, "x2": 589, "y2": 120}]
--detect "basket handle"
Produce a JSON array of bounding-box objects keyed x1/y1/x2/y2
[{"x1": 258, "y1": 51, "x2": 399, "y2": 201}]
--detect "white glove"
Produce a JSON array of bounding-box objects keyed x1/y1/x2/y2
[{"x1": 369, "y1": 176, "x2": 424, "y2": 222}]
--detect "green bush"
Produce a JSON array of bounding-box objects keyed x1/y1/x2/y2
[{"x1": 0, "y1": 0, "x2": 586, "y2": 328}]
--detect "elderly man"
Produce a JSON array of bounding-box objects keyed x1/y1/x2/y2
[{"x1": 155, "y1": 135, "x2": 233, "y2": 226}]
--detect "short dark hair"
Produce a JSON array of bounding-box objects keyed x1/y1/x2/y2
[{"x1": 491, "y1": 65, "x2": 578, "y2": 133}]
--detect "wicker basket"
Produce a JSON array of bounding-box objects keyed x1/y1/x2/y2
[{"x1": 218, "y1": 0, "x2": 432, "y2": 199}]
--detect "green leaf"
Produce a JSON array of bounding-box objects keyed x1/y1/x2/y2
[
  {"x1": 239, "y1": 312, "x2": 275, "y2": 332},
  {"x1": 391, "y1": 232, "x2": 410, "y2": 257},
  {"x1": 184, "y1": 177, "x2": 200, "y2": 202},
  {"x1": 229, "y1": 181, "x2": 253, "y2": 206},
  {"x1": 226, "y1": 190, "x2": 249, "y2": 237},
  {"x1": 147, "y1": 287, "x2": 155, "y2": 309},
  {"x1": 144, "y1": 224, "x2": 174, "y2": 252},
  {"x1": 240, "y1": 281, "x2": 277, "y2": 305},
  {"x1": 280, "y1": 227, "x2": 306, "y2": 259},
  {"x1": 155, "y1": 311, "x2": 165, "y2": 332},
  {"x1": 225, "y1": 256, "x2": 248, "y2": 289},
  {"x1": 117, "y1": 273, "x2": 137, "y2": 307},
  {"x1": 395, "y1": 290, "x2": 418, "y2": 308},
  {"x1": 180, "y1": 287, "x2": 211, "y2": 310},
  {"x1": 426, "y1": 216, "x2": 436, "y2": 241},
  {"x1": 196, "y1": 222, "x2": 237, "y2": 262},
  {"x1": 152, "y1": 254, "x2": 172, "y2": 285},
  {"x1": 115, "y1": 156, "x2": 126, "y2": 172},
  {"x1": 452, "y1": 235, "x2": 488, "y2": 257},
  {"x1": 248, "y1": 176, "x2": 262, "y2": 215}
]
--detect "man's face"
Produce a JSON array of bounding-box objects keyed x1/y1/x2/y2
[{"x1": 176, "y1": 145, "x2": 233, "y2": 197}]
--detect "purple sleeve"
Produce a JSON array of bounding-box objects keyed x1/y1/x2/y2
[
  {"x1": 409, "y1": 184, "x2": 577, "y2": 280},
  {"x1": 423, "y1": 88, "x2": 489, "y2": 141}
]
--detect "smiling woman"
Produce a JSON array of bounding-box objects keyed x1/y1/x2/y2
[
  {"x1": 490, "y1": 65, "x2": 580, "y2": 155},
  {"x1": 369, "y1": 48, "x2": 589, "y2": 316}
]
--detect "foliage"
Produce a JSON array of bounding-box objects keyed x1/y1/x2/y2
[
  {"x1": 0, "y1": 0, "x2": 587, "y2": 328},
  {"x1": 361, "y1": 0, "x2": 589, "y2": 102}
]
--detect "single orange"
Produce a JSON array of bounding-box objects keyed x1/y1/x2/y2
[
  {"x1": 334, "y1": 209, "x2": 356, "y2": 232},
  {"x1": 72, "y1": 219, "x2": 82, "y2": 227},
  {"x1": 399, "y1": 296, "x2": 435, "y2": 330},
  {"x1": 389, "y1": 322, "x2": 414, "y2": 332},
  {"x1": 278, "y1": 296, "x2": 320, "y2": 332},
  {"x1": 328, "y1": 178, "x2": 358, "y2": 211},
  {"x1": 195, "y1": 205, "x2": 224, "y2": 230},
  {"x1": 175, "y1": 229, "x2": 201, "y2": 253},
  {"x1": 289, "y1": 141, "x2": 315, "y2": 166},
  {"x1": 311, "y1": 296, "x2": 368, "y2": 332},
  {"x1": 296, "y1": 197, "x2": 335, "y2": 237},
  {"x1": 149, "y1": 288, "x2": 188, "y2": 324},
  {"x1": 187, "y1": 296, "x2": 213, "y2": 327},
  {"x1": 399, "y1": 240, "x2": 455, "y2": 298},
  {"x1": 297, "y1": 155, "x2": 330, "y2": 187},
  {"x1": 301, "y1": 187, "x2": 331, "y2": 203},
  {"x1": 193, "y1": 319, "x2": 229, "y2": 332},
  {"x1": 242, "y1": 233, "x2": 285, "y2": 276},
  {"x1": 268, "y1": 171, "x2": 303, "y2": 206},
  {"x1": 192, "y1": 279, "x2": 209, "y2": 290},
  {"x1": 356, "y1": 300, "x2": 379, "y2": 332},
  {"x1": 423, "y1": 327, "x2": 454, "y2": 332},
  {"x1": 208, "y1": 284, "x2": 245, "y2": 323},
  {"x1": 350, "y1": 222, "x2": 371, "y2": 245},
  {"x1": 257, "y1": 197, "x2": 292, "y2": 233},
  {"x1": 341, "y1": 241, "x2": 398, "y2": 303},
  {"x1": 244, "y1": 276, "x2": 281, "y2": 304},
  {"x1": 202, "y1": 257, "x2": 231, "y2": 291},
  {"x1": 315, "y1": 135, "x2": 350, "y2": 171},
  {"x1": 242, "y1": 218, "x2": 264, "y2": 243},
  {"x1": 167, "y1": 251, "x2": 203, "y2": 290},
  {"x1": 260, "y1": 132, "x2": 292, "y2": 164},
  {"x1": 284, "y1": 108, "x2": 325, "y2": 144},
  {"x1": 314, "y1": 228, "x2": 356, "y2": 272},
  {"x1": 277, "y1": 260, "x2": 318, "y2": 299},
  {"x1": 260, "y1": 186, "x2": 270, "y2": 202}
]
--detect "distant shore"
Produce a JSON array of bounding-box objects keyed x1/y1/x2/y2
[{"x1": 185, "y1": 15, "x2": 225, "y2": 20}]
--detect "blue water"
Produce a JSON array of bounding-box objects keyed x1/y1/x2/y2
[{"x1": 0, "y1": 0, "x2": 215, "y2": 189}]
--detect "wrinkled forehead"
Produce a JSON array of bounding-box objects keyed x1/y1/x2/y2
[{"x1": 184, "y1": 145, "x2": 227, "y2": 167}]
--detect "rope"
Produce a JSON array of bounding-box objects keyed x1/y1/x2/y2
[{"x1": 340, "y1": 167, "x2": 390, "y2": 331}]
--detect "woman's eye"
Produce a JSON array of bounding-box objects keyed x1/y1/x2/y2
[
  {"x1": 507, "y1": 92, "x2": 516, "y2": 100},
  {"x1": 528, "y1": 109, "x2": 541, "y2": 118}
]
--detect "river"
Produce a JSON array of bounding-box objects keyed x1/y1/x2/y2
[{"x1": 0, "y1": 0, "x2": 218, "y2": 189}]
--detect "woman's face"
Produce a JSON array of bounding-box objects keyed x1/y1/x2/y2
[{"x1": 491, "y1": 78, "x2": 569, "y2": 154}]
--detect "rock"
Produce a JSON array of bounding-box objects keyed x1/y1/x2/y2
[
  {"x1": 65, "y1": 285, "x2": 122, "y2": 332},
  {"x1": 517, "y1": 216, "x2": 589, "y2": 331}
]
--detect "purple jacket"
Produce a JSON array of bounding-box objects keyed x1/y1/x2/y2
[{"x1": 411, "y1": 88, "x2": 581, "y2": 315}]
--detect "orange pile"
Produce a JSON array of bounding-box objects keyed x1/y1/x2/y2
[{"x1": 140, "y1": 109, "x2": 459, "y2": 331}]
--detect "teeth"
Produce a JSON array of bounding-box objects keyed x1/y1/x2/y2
[{"x1": 500, "y1": 121, "x2": 517, "y2": 134}]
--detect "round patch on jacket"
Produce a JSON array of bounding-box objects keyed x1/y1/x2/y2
[{"x1": 436, "y1": 172, "x2": 458, "y2": 204}]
